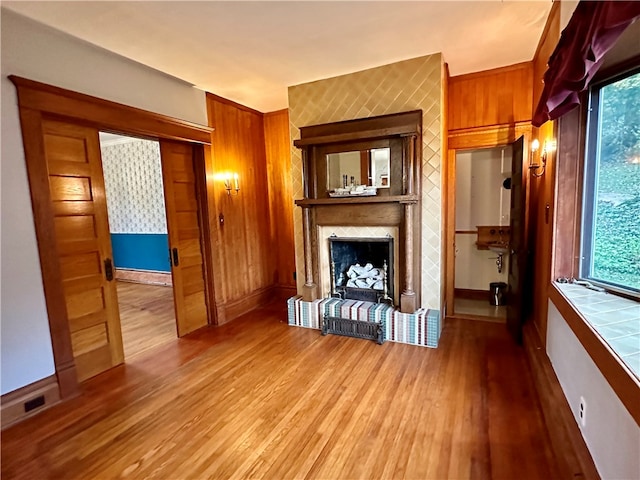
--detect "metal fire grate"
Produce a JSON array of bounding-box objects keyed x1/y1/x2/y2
[{"x1": 321, "y1": 315, "x2": 384, "y2": 344}]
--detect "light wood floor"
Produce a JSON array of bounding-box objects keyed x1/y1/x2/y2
[
  {"x1": 2, "y1": 303, "x2": 582, "y2": 479},
  {"x1": 117, "y1": 281, "x2": 177, "y2": 360}
]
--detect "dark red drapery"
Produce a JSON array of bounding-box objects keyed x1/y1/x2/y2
[{"x1": 532, "y1": 1, "x2": 640, "y2": 127}]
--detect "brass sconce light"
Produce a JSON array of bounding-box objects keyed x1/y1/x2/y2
[
  {"x1": 223, "y1": 173, "x2": 240, "y2": 196},
  {"x1": 529, "y1": 138, "x2": 556, "y2": 178}
]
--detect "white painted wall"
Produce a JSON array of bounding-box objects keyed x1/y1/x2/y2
[
  {"x1": 547, "y1": 301, "x2": 640, "y2": 480},
  {"x1": 454, "y1": 235, "x2": 508, "y2": 290},
  {"x1": 0, "y1": 10, "x2": 208, "y2": 395},
  {"x1": 455, "y1": 147, "x2": 511, "y2": 290}
]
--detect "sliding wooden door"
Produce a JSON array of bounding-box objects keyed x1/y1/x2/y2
[
  {"x1": 42, "y1": 119, "x2": 124, "y2": 381},
  {"x1": 160, "y1": 140, "x2": 210, "y2": 336}
]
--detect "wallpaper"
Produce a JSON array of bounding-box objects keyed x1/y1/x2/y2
[
  {"x1": 101, "y1": 138, "x2": 167, "y2": 234},
  {"x1": 288, "y1": 54, "x2": 444, "y2": 310}
]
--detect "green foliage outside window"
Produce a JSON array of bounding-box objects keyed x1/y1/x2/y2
[{"x1": 591, "y1": 71, "x2": 640, "y2": 290}]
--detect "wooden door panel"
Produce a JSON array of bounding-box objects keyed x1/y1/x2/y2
[
  {"x1": 69, "y1": 311, "x2": 107, "y2": 333},
  {"x1": 49, "y1": 176, "x2": 92, "y2": 201},
  {"x1": 160, "y1": 140, "x2": 209, "y2": 336},
  {"x1": 507, "y1": 136, "x2": 526, "y2": 344},
  {"x1": 44, "y1": 134, "x2": 90, "y2": 161},
  {"x1": 55, "y1": 216, "x2": 97, "y2": 240},
  {"x1": 59, "y1": 252, "x2": 102, "y2": 280},
  {"x1": 42, "y1": 119, "x2": 124, "y2": 381},
  {"x1": 71, "y1": 323, "x2": 109, "y2": 356},
  {"x1": 74, "y1": 345, "x2": 112, "y2": 381}
]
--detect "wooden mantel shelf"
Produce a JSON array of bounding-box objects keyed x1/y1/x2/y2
[{"x1": 295, "y1": 194, "x2": 419, "y2": 207}]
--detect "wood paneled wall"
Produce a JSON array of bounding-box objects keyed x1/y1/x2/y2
[
  {"x1": 532, "y1": 2, "x2": 561, "y2": 115},
  {"x1": 206, "y1": 94, "x2": 275, "y2": 323},
  {"x1": 264, "y1": 109, "x2": 296, "y2": 290},
  {"x1": 448, "y1": 62, "x2": 534, "y2": 131},
  {"x1": 528, "y1": 2, "x2": 561, "y2": 343}
]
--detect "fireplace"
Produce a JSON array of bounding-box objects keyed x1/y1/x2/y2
[
  {"x1": 294, "y1": 110, "x2": 423, "y2": 313},
  {"x1": 328, "y1": 236, "x2": 394, "y2": 304}
]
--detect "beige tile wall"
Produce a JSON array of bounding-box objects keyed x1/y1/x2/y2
[{"x1": 288, "y1": 54, "x2": 443, "y2": 310}]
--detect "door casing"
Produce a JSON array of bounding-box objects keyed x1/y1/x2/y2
[
  {"x1": 445, "y1": 122, "x2": 532, "y2": 319},
  {"x1": 11, "y1": 76, "x2": 216, "y2": 397}
]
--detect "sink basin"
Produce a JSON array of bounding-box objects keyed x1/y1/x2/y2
[{"x1": 488, "y1": 244, "x2": 509, "y2": 254}]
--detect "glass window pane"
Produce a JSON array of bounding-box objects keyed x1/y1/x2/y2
[{"x1": 589, "y1": 71, "x2": 640, "y2": 291}]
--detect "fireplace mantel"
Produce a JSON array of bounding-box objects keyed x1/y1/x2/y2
[
  {"x1": 295, "y1": 194, "x2": 419, "y2": 207},
  {"x1": 295, "y1": 111, "x2": 422, "y2": 313}
]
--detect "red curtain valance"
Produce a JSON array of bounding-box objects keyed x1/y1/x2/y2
[{"x1": 533, "y1": 1, "x2": 640, "y2": 127}]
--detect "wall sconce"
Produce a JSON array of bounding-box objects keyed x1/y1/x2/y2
[
  {"x1": 529, "y1": 139, "x2": 556, "y2": 177},
  {"x1": 223, "y1": 173, "x2": 240, "y2": 196}
]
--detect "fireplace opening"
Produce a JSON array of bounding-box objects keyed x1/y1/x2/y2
[{"x1": 328, "y1": 236, "x2": 394, "y2": 304}]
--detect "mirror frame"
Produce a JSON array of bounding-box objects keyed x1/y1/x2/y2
[{"x1": 294, "y1": 111, "x2": 422, "y2": 200}]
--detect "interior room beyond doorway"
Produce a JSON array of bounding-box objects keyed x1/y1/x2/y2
[
  {"x1": 99, "y1": 132, "x2": 177, "y2": 359},
  {"x1": 454, "y1": 145, "x2": 512, "y2": 321}
]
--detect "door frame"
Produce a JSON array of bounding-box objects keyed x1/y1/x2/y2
[
  {"x1": 10, "y1": 76, "x2": 216, "y2": 398},
  {"x1": 445, "y1": 122, "x2": 532, "y2": 318}
]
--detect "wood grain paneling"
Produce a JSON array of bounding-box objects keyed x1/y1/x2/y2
[
  {"x1": 532, "y1": 2, "x2": 561, "y2": 117},
  {"x1": 206, "y1": 94, "x2": 274, "y2": 323},
  {"x1": 0, "y1": 306, "x2": 596, "y2": 478},
  {"x1": 264, "y1": 109, "x2": 296, "y2": 288},
  {"x1": 448, "y1": 62, "x2": 534, "y2": 131}
]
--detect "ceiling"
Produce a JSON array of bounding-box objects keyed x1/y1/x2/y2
[{"x1": 3, "y1": 1, "x2": 553, "y2": 113}]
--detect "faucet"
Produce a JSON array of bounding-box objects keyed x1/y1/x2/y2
[{"x1": 491, "y1": 253, "x2": 504, "y2": 274}]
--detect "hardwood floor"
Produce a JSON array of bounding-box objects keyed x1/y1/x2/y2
[
  {"x1": 2, "y1": 303, "x2": 588, "y2": 479},
  {"x1": 117, "y1": 281, "x2": 177, "y2": 360}
]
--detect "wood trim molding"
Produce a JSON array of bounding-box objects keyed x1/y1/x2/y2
[
  {"x1": 449, "y1": 61, "x2": 533, "y2": 83},
  {"x1": 205, "y1": 92, "x2": 264, "y2": 116},
  {"x1": 445, "y1": 123, "x2": 533, "y2": 318},
  {"x1": 115, "y1": 269, "x2": 173, "y2": 286},
  {"x1": 550, "y1": 285, "x2": 640, "y2": 426},
  {"x1": 448, "y1": 122, "x2": 532, "y2": 150},
  {"x1": 9, "y1": 76, "x2": 212, "y2": 144},
  {"x1": 454, "y1": 288, "x2": 489, "y2": 301},
  {"x1": 17, "y1": 107, "x2": 79, "y2": 398},
  {"x1": 193, "y1": 144, "x2": 218, "y2": 327},
  {"x1": 1, "y1": 376, "x2": 60, "y2": 430},
  {"x1": 522, "y1": 319, "x2": 599, "y2": 478}
]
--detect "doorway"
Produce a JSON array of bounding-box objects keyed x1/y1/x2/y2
[
  {"x1": 445, "y1": 123, "x2": 532, "y2": 334},
  {"x1": 99, "y1": 132, "x2": 178, "y2": 359},
  {"x1": 453, "y1": 146, "x2": 512, "y2": 321},
  {"x1": 11, "y1": 73, "x2": 216, "y2": 396}
]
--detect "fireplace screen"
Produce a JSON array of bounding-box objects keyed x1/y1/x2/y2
[{"x1": 328, "y1": 236, "x2": 394, "y2": 304}]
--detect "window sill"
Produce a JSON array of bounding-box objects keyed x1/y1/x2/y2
[{"x1": 550, "y1": 283, "x2": 640, "y2": 426}]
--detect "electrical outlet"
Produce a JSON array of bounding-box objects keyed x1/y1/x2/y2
[
  {"x1": 24, "y1": 395, "x2": 45, "y2": 412},
  {"x1": 579, "y1": 396, "x2": 587, "y2": 427}
]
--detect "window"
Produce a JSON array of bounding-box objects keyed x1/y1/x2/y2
[{"x1": 581, "y1": 68, "x2": 640, "y2": 298}]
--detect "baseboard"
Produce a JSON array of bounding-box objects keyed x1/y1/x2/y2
[
  {"x1": 273, "y1": 285, "x2": 297, "y2": 302},
  {"x1": 115, "y1": 268, "x2": 172, "y2": 286},
  {"x1": 455, "y1": 288, "x2": 490, "y2": 301},
  {"x1": 216, "y1": 285, "x2": 288, "y2": 325},
  {"x1": 1, "y1": 375, "x2": 60, "y2": 430},
  {"x1": 523, "y1": 321, "x2": 599, "y2": 479}
]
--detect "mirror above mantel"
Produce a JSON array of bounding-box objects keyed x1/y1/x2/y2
[
  {"x1": 326, "y1": 147, "x2": 390, "y2": 193},
  {"x1": 294, "y1": 110, "x2": 422, "y2": 200}
]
